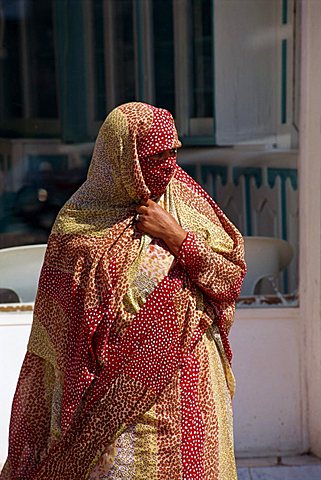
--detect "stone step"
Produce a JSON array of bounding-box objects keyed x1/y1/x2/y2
[{"x1": 237, "y1": 454, "x2": 321, "y2": 480}]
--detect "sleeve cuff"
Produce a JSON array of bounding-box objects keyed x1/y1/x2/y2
[{"x1": 177, "y1": 231, "x2": 202, "y2": 270}]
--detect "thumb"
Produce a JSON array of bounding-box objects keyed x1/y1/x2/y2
[{"x1": 141, "y1": 197, "x2": 151, "y2": 206}]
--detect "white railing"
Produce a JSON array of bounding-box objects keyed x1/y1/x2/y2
[{"x1": 179, "y1": 147, "x2": 298, "y2": 301}]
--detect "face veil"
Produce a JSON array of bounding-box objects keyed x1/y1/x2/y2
[{"x1": 136, "y1": 105, "x2": 181, "y2": 198}]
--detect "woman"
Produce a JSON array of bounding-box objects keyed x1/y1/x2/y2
[{"x1": 1, "y1": 102, "x2": 246, "y2": 480}]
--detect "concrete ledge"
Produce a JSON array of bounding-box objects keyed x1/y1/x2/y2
[
  {"x1": 237, "y1": 454, "x2": 321, "y2": 468},
  {"x1": 237, "y1": 455, "x2": 321, "y2": 480},
  {"x1": 237, "y1": 457, "x2": 278, "y2": 468},
  {"x1": 238, "y1": 465, "x2": 321, "y2": 480}
]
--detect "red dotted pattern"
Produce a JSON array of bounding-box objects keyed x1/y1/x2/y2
[
  {"x1": 1, "y1": 103, "x2": 246, "y2": 480},
  {"x1": 38, "y1": 265, "x2": 110, "y2": 430},
  {"x1": 138, "y1": 105, "x2": 180, "y2": 198},
  {"x1": 140, "y1": 153, "x2": 177, "y2": 198},
  {"x1": 84, "y1": 270, "x2": 184, "y2": 409},
  {"x1": 137, "y1": 105, "x2": 178, "y2": 158},
  {"x1": 180, "y1": 353, "x2": 206, "y2": 478},
  {"x1": 175, "y1": 165, "x2": 246, "y2": 361},
  {"x1": 178, "y1": 231, "x2": 241, "y2": 364}
]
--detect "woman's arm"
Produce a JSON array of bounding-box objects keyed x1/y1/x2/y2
[
  {"x1": 176, "y1": 231, "x2": 244, "y2": 304},
  {"x1": 136, "y1": 199, "x2": 244, "y2": 304},
  {"x1": 136, "y1": 198, "x2": 187, "y2": 256}
]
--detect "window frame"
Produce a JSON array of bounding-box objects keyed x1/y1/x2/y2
[
  {"x1": 0, "y1": 0, "x2": 60, "y2": 138},
  {"x1": 85, "y1": 0, "x2": 297, "y2": 147}
]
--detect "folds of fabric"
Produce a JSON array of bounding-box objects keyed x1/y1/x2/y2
[{"x1": 0, "y1": 103, "x2": 245, "y2": 480}]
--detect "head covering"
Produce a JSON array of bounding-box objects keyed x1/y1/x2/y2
[
  {"x1": 69, "y1": 102, "x2": 181, "y2": 214},
  {"x1": 137, "y1": 104, "x2": 181, "y2": 197},
  {"x1": 1, "y1": 103, "x2": 245, "y2": 480}
]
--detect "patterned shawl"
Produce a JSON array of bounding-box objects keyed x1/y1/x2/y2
[{"x1": 1, "y1": 103, "x2": 246, "y2": 480}]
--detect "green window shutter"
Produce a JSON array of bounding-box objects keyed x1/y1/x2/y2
[{"x1": 54, "y1": 0, "x2": 89, "y2": 143}]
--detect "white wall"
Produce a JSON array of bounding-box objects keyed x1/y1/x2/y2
[
  {"x1": 0, "y1": 311, "x2": 32, "y2": 463},
  {"x1": 231, "y1": 308, "x2": 306, "y2": 457},
  {"x1": 299, "y1": 0, "x2": 321, "y2": 458}
]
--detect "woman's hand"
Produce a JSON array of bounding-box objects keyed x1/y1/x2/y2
[{"x1": 136, "y1": 199, "x2": 187, "y2": 256}]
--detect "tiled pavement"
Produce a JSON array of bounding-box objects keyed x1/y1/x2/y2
[{"x1": 237, "y1": 454, "x2": 321, "y2": 480}]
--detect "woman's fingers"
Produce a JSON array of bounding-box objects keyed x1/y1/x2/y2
[
  {"x1": 136, "y1": 204, "x2": 149, "y2": 215},
  {"x1": 140, "y1": 197, "x2": 150, "y2": 206},
  {"x1": 134, "y1": 199, "x2": 186, "y2": 254}
]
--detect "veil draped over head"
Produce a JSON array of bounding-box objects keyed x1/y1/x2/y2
[{"x1": 1, "y1": 103, "x2": 245, "y2": 480}]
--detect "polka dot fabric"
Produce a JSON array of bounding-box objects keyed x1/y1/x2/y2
[
  {"x1": 137, "y1": 104, "x2": 181, "y2": 198},
  {"x1": 137, "y1": 105, "x2": 180, "y2": 158},
  {"x1": 0, "y1": 103, "x2": 246, "y2": 480}
]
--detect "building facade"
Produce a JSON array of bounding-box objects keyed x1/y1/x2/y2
[{"x1": 1, "y1": 0, "x2": 321, "y2": 464}]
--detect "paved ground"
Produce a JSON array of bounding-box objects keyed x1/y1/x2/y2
[{"x1": 237, "y1": 454, "x2": 321, "y2": 479}]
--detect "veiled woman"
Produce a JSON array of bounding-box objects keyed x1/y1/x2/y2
[{"x1": 1, "y1": 102, "x2": 246, "y2": 480}]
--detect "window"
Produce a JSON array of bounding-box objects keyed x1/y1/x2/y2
[
  {"x1": 0, "y1": 0, "x2": 300, "y2": 306},
  {"x1": 87, "y1": 0, "x2": 216, "y2": 140},
  {"x1": 0, "y1": 0, "x2": 59, "y2": 137},
  {"x1": 86, "y1": 0, "x2": 297, "y2": 147},
  {"x1": 1, "y1": 0, "x2": 298, "y2": 146}
]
